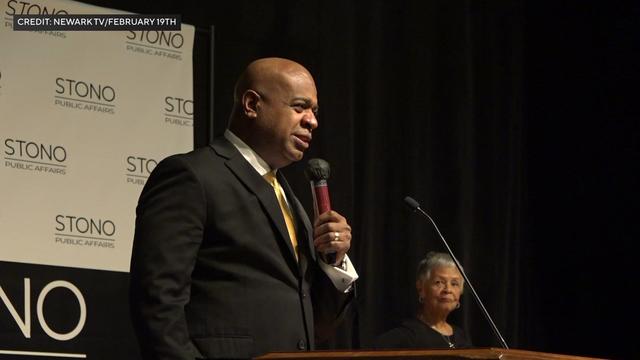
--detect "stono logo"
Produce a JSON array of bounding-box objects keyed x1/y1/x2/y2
[
  {"x1": 4, "y1": 138, "x2": 67, "y2": 175},
  {"x1": 164, "y1": 96, "x2": 193, "y2": 127},
  {"x1": 125, "y1": 31, "x2": 183, "y2": 60},
  {"x1": 55, "y1": 215, "x2": 116, "y2": 249},
  {"x1": 127, "y1": 156, "x2": 157, "y2": 174},
  {"x1": 5, "y1": 138, "x2": 67, "y2": 162},
  {"x1": 5, "y1": 0, "x2": 68, "y2": 36},
  {"x1": 126, "y1": 30, "x2": 184, "y2": 49},
  {"x1": 54, "y1": 77, "x2": 116, "y2": 114},
  {"x1": 55, "y1": 77, "x2": 116, "y2": 102},
  {"x1": 165, "y1": 96, "x2": 193, "y2": 116},
  {"x1": 126, "y1": 155, "x2": 157, "y2": 185},
  {"x1": 5, "y1": 0, "x2": 69, "y2": 16},
  {"x1": 0, "y1": 278, "x2": 86, "y2": 341},
  {"x1": 55, "y1": 215, "x2": 115, "y2": 237}
]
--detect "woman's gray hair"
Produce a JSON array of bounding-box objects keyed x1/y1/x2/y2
[{"x1": 416, "y1": 251, "x2": 464, "y2": 287}]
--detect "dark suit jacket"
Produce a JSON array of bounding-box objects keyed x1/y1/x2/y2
[{"x1": 129, "y1": 137, "x2": 351, "y2": 360}]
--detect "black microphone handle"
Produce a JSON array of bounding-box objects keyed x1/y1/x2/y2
[
  {"x1": 323, "y1": 250, "x2": 337, "y2": 265},
  {"x1": 405, "y1": 197, "x2": 509, "y2": 349}
]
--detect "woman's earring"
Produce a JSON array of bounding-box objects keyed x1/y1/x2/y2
[
  {"x1": 418, "y1": 296, "x2": 424, "y2": 304},
  {"x1": 455, "y1": 302, "x2": 461, "y2": 309}
]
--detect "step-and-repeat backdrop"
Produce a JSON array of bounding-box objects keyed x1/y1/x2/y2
[{"x1": 0, "y1": 0, "x2": 194, "y2": 358}]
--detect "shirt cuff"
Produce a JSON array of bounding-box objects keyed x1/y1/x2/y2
[{"x1": 318, "y1": 254, "x2": 359, "y2": 293}]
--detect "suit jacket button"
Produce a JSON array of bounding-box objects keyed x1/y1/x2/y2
[
  {"x1": 297, "y1": 339, "x2": 306, "y2": 350},
  {"x1": 301, "y1": 291, "x2": 307, "y2": 299}
]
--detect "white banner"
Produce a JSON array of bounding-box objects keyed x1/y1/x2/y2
[{"x1": 0, "y1": 0, "x2": 194, "y2": 272}]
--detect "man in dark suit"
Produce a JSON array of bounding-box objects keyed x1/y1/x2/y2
[{"x1": 129, "y1": 58, "x2": 358, "y2": 360}]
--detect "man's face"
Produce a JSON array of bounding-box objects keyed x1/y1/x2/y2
[{"x1": 254, "y1": 70, "x2": 319, "y2": 169}]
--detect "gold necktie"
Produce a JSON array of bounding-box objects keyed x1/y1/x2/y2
[{"x1": 264, "y1": 171, "x2": 298, "y2": 260}]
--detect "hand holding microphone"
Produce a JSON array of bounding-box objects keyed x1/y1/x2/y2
[{"x1": 305, "y1": 159, "x2": 351, "y2": 266}]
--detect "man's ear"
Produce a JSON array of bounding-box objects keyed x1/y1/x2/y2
[{"x1": 242, "y1": 90, "x2": 260, "y2": 119}]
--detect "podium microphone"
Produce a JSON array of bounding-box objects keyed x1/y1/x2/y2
[
  {"x1": 305, "y1": 158, "x2": 337, "y2": 265},
  {"x1": 404, "y1": 196, "x2": 509, "y2": 349}
]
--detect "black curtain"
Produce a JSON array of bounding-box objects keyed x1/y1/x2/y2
[
  {"x1": 524, "y1": 2, "x2": 640, "y2": 359},
  {"x1": 80, "y1": 1, "x2": 639, "y2": 358},
  {"x1": 202, "y1": 0, "x2": 526, "y2": 350}
]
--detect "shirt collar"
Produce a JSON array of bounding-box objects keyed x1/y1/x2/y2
[{"x1": 224, "y1": 129, "x2": 273, "y2": 176}]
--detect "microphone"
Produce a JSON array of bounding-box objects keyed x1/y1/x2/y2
[
  {"x1": 305, "y1": 158, "x2": 336, "y2": 264},
  {"x1": 403, "y1": 196, "x2": 510, "y2": 349}
]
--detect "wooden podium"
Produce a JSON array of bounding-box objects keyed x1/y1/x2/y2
[{"x1": 256, "y1": 348, "x2": 605, "y2": 360}]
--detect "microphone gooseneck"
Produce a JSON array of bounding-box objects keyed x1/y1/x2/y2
[{"x1": 404, "y1": 196, "x2": 509, "y2": 349}]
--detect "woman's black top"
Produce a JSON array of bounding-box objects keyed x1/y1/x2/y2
[{"x1": 374, "y1": 317, "x2": 472, "y2": 350}]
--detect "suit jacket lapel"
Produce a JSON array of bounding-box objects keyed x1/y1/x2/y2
[{"x1": 210, "y1": 138, "x2": 300, "y2": 272}]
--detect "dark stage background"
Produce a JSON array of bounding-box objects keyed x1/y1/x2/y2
[{"x1": 77, "y1": 1, "x2": 639, "y2": 359}]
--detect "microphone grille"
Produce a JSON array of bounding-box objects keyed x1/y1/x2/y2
[{"x1": 305, "y1": 158, "x2": 331, "y2": 181}]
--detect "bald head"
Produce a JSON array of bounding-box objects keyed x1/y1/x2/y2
[{"x1": 233, "y1": 57, "x2": 314, "y2": 105}]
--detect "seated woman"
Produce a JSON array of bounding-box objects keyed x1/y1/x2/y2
[{"x1": 375, "y1": 251, "x2": 472, "y2": 349}]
